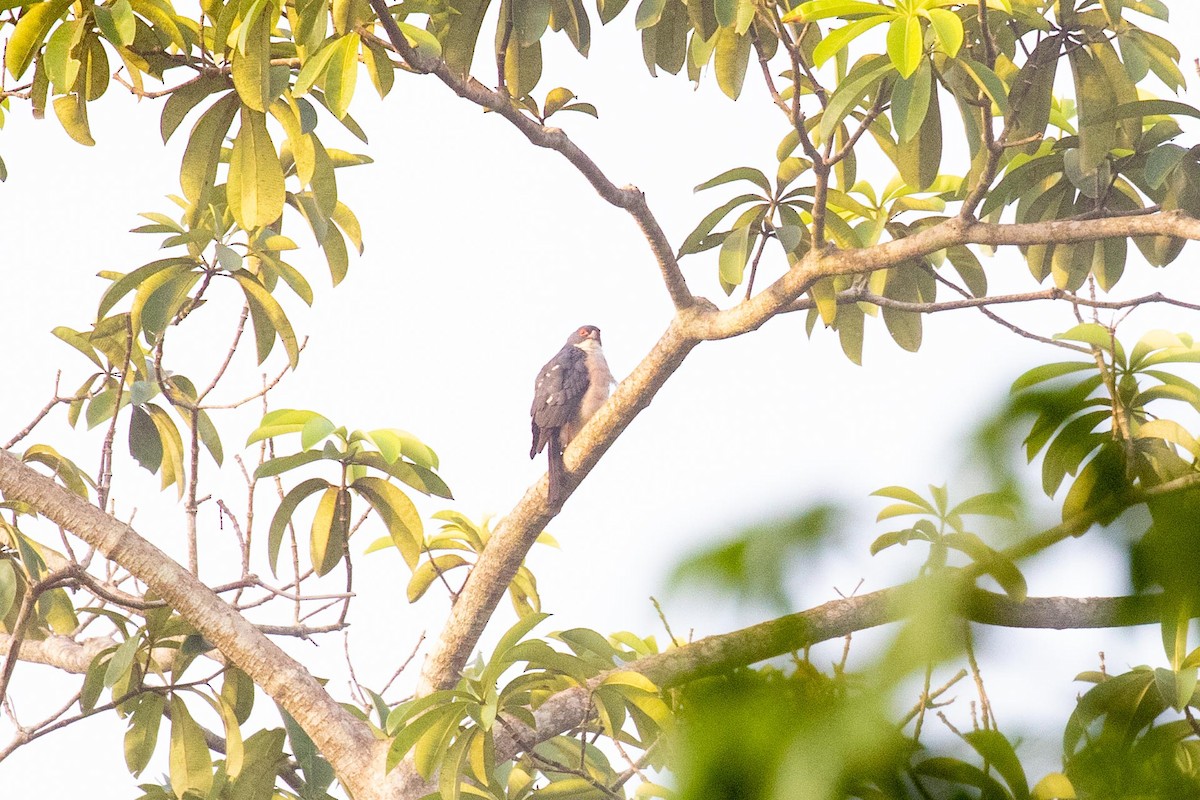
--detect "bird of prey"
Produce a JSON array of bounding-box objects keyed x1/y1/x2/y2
[{"x1": 530, "y1": 325, "x2": 614, "y2": 506}]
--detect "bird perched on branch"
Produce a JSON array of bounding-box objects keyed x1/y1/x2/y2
[{"x1": 530, "y1": 325, "x2": 614, "y2": 506}]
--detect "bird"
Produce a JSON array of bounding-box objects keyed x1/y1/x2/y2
[{"x1": 530, "y1": 325, "x2": 614, "y2": 506}]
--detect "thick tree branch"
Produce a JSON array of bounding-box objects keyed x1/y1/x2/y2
[
  {"x1": 415, "y1": 314, "x2": 704, "y2": 696},
  {"x1": 413, "y1": 209, "x2": 1200, "y2": 698},
  {"x1": 361, "y1": 3, "x2": 694, "y2": 311},
  {"x1": 0, "y1": 633, "x2": 115, "y2": 674},
  {"x1": 688, "y1": 211, "x2": 1200, "y2": 340},
  {"x1": 0, "y1": 451, "x2": 384, "y2": 799},
  {"x1": 491, "y1": 587, "x2": 1167, "y2": 762}
]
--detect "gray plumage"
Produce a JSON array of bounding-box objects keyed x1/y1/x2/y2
[{"x1": 530, "y1": 325, "x2": 612, "y2": 506}]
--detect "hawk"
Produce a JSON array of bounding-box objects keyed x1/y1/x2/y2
[{"x1": 530, "y1": 325, "x2": 614, "y2": 506}]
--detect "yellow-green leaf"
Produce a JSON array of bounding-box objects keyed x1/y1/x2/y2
[
  {"x1": 180, "y1": 92, "x2": 240, "y2": 204},
  {"x1": 924, "y1": 7, "x2": 962, "y2": 57},
  {"x1": 714, "y1": 26, "x2": 750, "y2": 100},
  {"x1": 352, "y1": 476, "x2": 423, "y2": 569},
  {"x1": 227, "y1": 106, "x2": 286, "y2": 230},
  {"x1": 231, "y1": 2, "x2": 272, "y2": 111},
  {"x1": 168, "y1": 696, "x2": 214, "y2": 799},
  {"x1": 52, "y1": 93, "x2": 95, "y2": 146},
  {"x1": 310, "y1": 487, "x2": 350, "y2": 576},
  {"x1": 231, "y1": 268, "x2": 299, "y2": 366},
  {"x1": 886, "y1": 14, "x2": 924, "y2": 79},
  {"x1": 5, "y1": 0, "x2": 75, "y2": 79},
  {"x1": 124, "y1": 692, "x2": 164, "y2": 776},
  {"x1": 323, "y1": 33, "x2": 361, "y2": 120},
  {"x1": 267, "y1": 477, "x2": 330, "y2": 575}
]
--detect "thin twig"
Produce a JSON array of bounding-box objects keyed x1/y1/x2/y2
[
  {"x1": 4, "y1": 372, "x2": 65, "y2": 449},
  {"x1": 650, "y1": 597, "x2": 681, "y2": 648},
  {"x1": 381, "y1": 632, "x2": 426, "y2": 698}
]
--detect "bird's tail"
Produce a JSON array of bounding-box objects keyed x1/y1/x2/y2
[{"x1": 547, "y1": 431, "x2": 569, "y2": 507}]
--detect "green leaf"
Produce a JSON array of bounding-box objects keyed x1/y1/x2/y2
[
  {"x1": 714, "y1": 26, "x2": 751, "y2": 100},
  {"x1": 784, "y1": 0, "x2": 889, "y2": 22},
  {"x1": 98, "y1": 257, "x2": 196, "y2": 320},
  {"x1": 310, "y1": 486, "x2": 351, "y2": 576},
  {"x1": 5, "y1": 0, "x2": 74, "y2": 79},
  {"x1": 717, "y1": 223, "x2": 753, "y2": 292},
  {"x1": 52, "y1": 93, "x2": 95, "y2": 146},
  {"x1": 513, "y1": 0, "x2": 552, "y2": 44},
  {"x1": 812, "y1": 14, "x2": 888, "y2": 68},
  {"x1": 1054, "y1": 323, "x2": 1124, "y2": 362},
  {"x1": 924, "y1": 7, "x2": 962, "y2": 57},
  {"x1": 1006, "y1": 36, "x2": 1061, "y2": 149},
  {"x1": 351, "y1": 476, "x2": 424, "y2": 569},
  {"x1": 387, "y1": 702, "x2": 466, "y2": 773},
  {"x1": 22, "y1": 444, "x2": 92, "y2": 499},
  {"x1": 294, "y1": 40, "x2": 341, "y2": 97},
  {"x1": 1069, "y1": 45, "x2": 1116, "y2": 175},
  {"x1": 481, "y1": 612, "x2": 551, "y2": 688},
  {"x1": 221, "y1": 666, "x2": 256, "y2": 725},
  {"x1": 324, "y1": 33, "x2": 361, "y2": 119},
  {"x1": 915, "y1": 757, "x2": 1012, "y2": 796},
  {"x1": 125, "y1": 692, "x2": 165, "y2": 776},
  {"x1": 1145, "y1": 144, "x2": 1188, "y2": 191},
  {"x1": 366, "y1": 428, "x2": 439, "y2": 469},
  {"x1": 267, "y1": 477, "x2": 330, "y2": 575},
  {"x1": 956, "y1": 57, "x2": 1008, "y2": 115},
  {"x1": 80, "y1": 651, "x2": 109, "y2": 712},
  {"x1": 677, "y1": 193, "x2": 763, "y2": 257},
  {"x1": 407, "y1": 554, "x2": 471, "y2": 602},
  {"x1": 228, "y1": 106, "x2": 286, "y2": 230},
  {"x1": 634, "y1": 0, "x2": 665, "y2": 29},
  {"x1": 179, "y1": 92, "x2": 240, "y2": 205},
  {"x1": 129, "y1": 405, "x2": 164, "y2": 473},
  {"x1": 168, "y1": 696, "x2": 214, "y2": 799},
  {"x1": 254, "y1": 450, "x2": 326, "y2": 479},
  {"x1": 1101, "y1": 99, "x2": 1200, "y2": 124},
  {"x1": 231, "y1": 269, "x2": 300, "y2": 367},
  {"x1": 872, "y1": 485, "x2": 935, "y2": 512},
  {"x1": 597, "y1": 0, "x2": 630, "y2": 24},
  {"x1": 350, "y1": 452, "x2": 453, "y2": 498},
  {"x1": 229, "y1": 729, "x2": 287, "y2": 799},
  {"x1": 886, "y1": 14, "x2": 923, "y2": 78},
  {"x1": 280, "y1": 708, "x2": 335, "y2": 792},
  {"x1": 1031, "y1": 773, "x2": 1076, "y2": 800},
  {"x1": 818, "y1": 55, "x2": 891, "y2": 143},
  {"x1": 881, "y1": 267, "x2": 924, "y2": 351},
  {"x1": 104, "y1": 632, "x2": 142, "y2": 689},
  {"x1": 441, "y1": 0, "x2": 493, "y2": 74},
  {"x1": 231, "y1": 2, "x2": 272, "y2": 111},
  {"x1": 52, "y1": 325, "x2": 103, "y2": 368},
  {"x1": 301, "y1": 415, "x2": 337, "y2": 449},
  {"x1": 891, "y1": 58, "x2": 931, "y2": 144},
  {"x1": 836, "y1": 302, "x2": 864, "y2": 365},
  {"x1": 247, "y1": 408, "x2": 326, "y2": 443},
  {"x1": 0, "y1": 560, "x2": 17, "y2": 621},
  {"x1": 694, "y1": 166, "x2": 771, "y2": 195}
]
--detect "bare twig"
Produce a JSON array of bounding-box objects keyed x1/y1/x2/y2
[
  {"x1": 361, "y1": 1, "x2": 695, "y2": 311},
  {"x1": 381, "y1": 632, "x2": 426, "y2": 698}
]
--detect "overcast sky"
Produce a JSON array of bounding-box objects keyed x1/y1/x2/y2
[{"x1": 4, "y1": 4, "x2": 1200, "y2": 794}]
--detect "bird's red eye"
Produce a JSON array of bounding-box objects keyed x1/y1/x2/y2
[{"x1": 578, "y1": 327, "x2": 589, "y2": 336}]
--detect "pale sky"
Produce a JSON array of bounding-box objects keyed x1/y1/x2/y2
[{"x1": 3, "y1": 3, "x2": 1200, "y2": 794}]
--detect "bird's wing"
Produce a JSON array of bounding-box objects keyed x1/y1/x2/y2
[{"x1": 530, "y1": 345, "x2": 590, "y2": 454}]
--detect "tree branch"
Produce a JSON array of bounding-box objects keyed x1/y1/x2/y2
[
  {"x1": 360, "y1": 3, "x2": 695, "y2": 311},
  {"x1": 414, "y1": 314, "x2": 704, "y2": 696},
  {"x1": 0, "y1": 451, "x2": 384, "y2": 799},
  {"x1": 490, "y1": 587, "x2": 1169, "y2": 762},
  {"x1": 688, "y1": 211, "x2": 1200, "y2": 340}
]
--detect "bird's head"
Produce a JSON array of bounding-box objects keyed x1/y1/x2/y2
[{"x1": 567, "y1": 325, "x2": 602, "y2": 346}]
